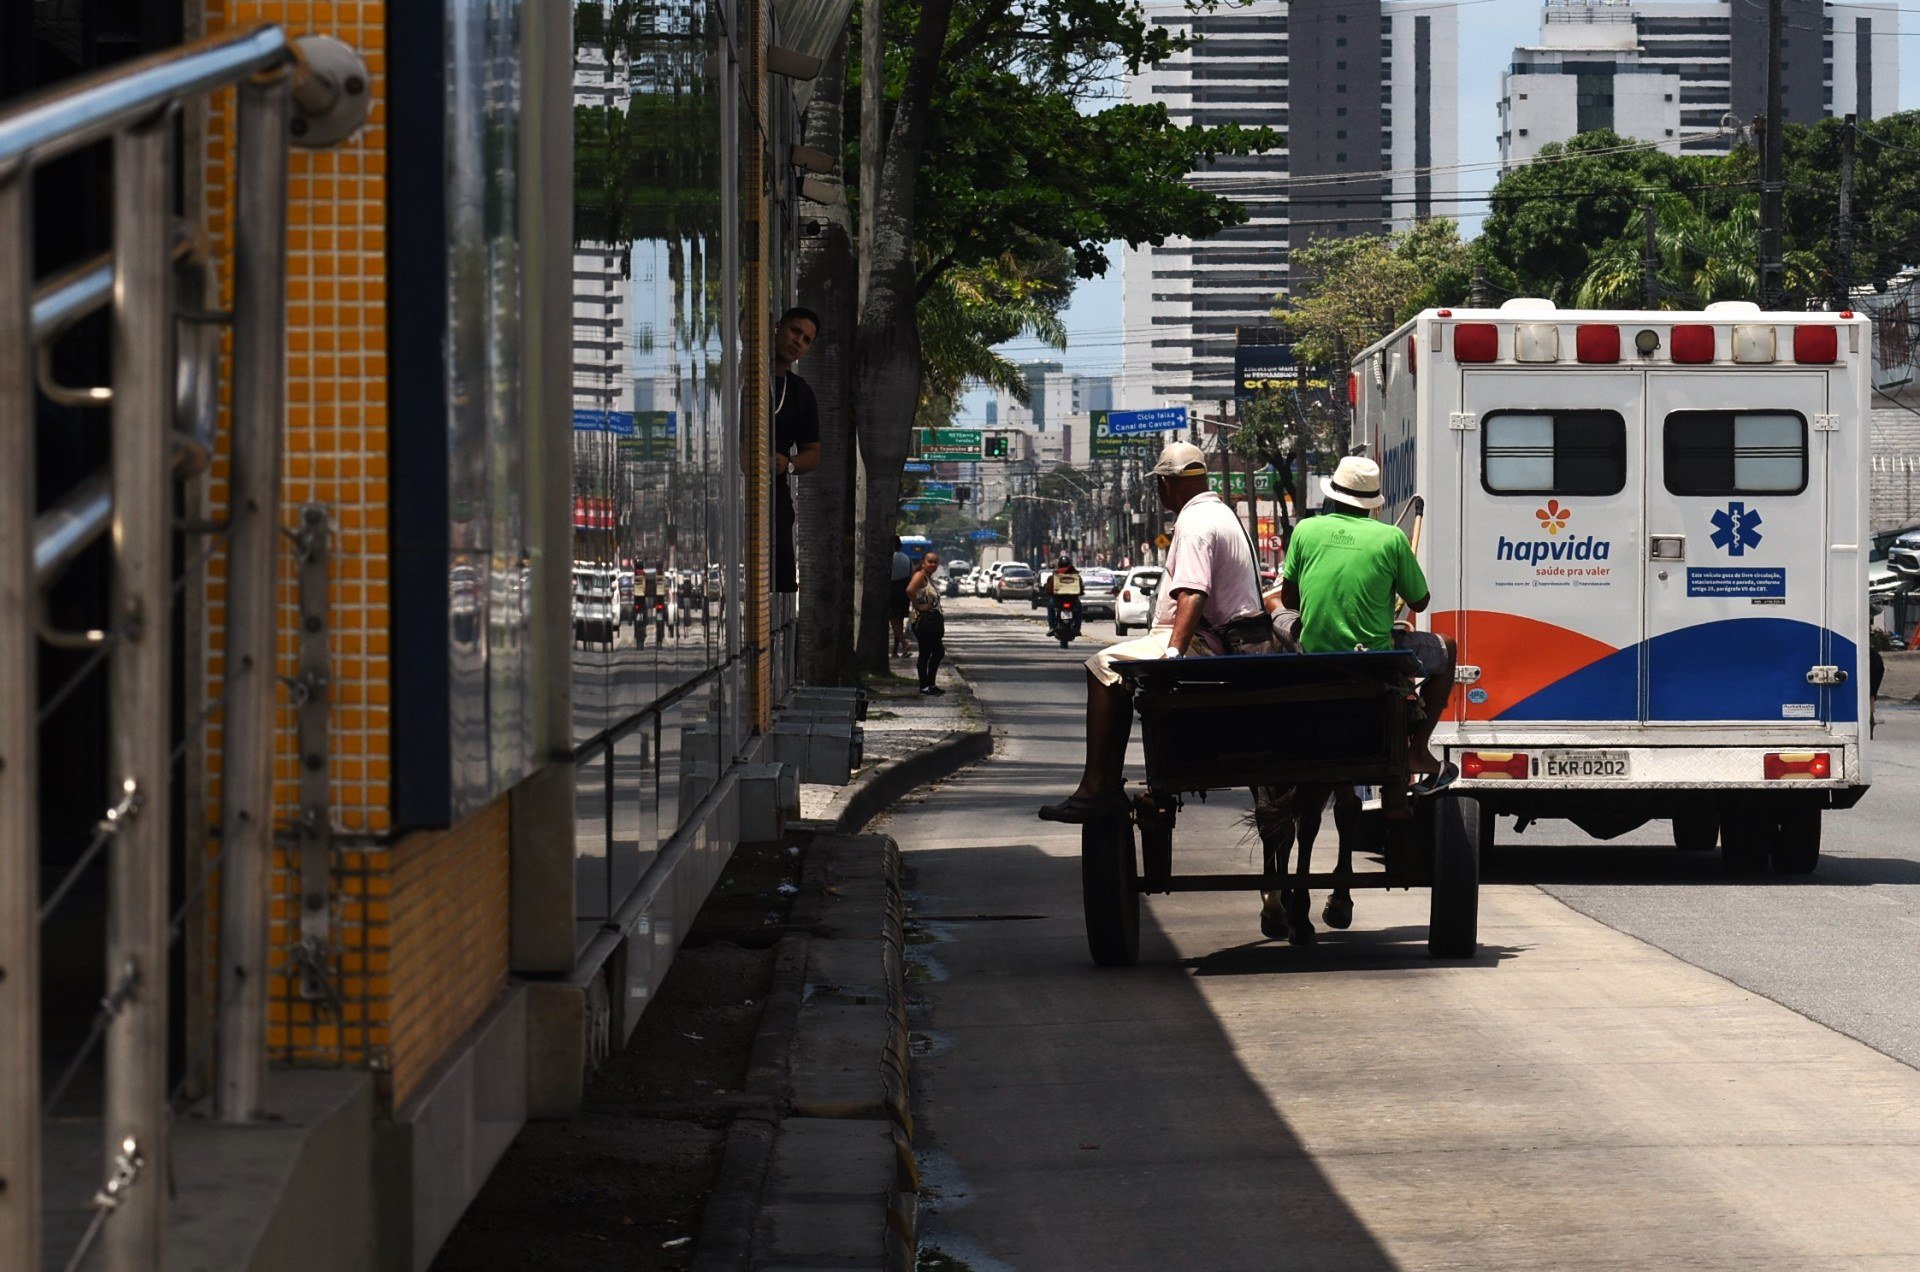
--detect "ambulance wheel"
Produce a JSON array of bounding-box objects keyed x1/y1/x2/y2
[
  {"x1": 1115, "y1": 621, "x2": 1129, "y2": 636},
  {"x1": 1771, "y1": 808, "x2": 1822, "y2": 875},
  {"x1": 1082, "y1": 814, "x2": 1140, "y2": 967},
  {"x1": 1672, "y1": 813, "x2": 1718, "y2": 853},
  {"x1": 1428, "y1": 796, "x2": 1481, "y2": 959},
  {"x1": 1719, "y1": 813, "x2": 1773, "y2": 874}
]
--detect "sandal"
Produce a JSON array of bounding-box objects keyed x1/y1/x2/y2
[
  {"x1": 1036, "y1": 792, "x2": 1130, "y2": 824},
  {"x1": 1410, "y1": 761, "x2": 1460, "y2": 796}
]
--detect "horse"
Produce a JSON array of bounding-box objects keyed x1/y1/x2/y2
[{"x1": 1253, "y1": 783, "x2": 1362, "y2": 944}]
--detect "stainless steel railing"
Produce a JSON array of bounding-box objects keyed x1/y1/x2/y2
[{"x1": 0, "y1": 23, "x2": 364, "y2": 1271}]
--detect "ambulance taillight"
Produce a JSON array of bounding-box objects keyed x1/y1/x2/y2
[
  {"x1": 1462, "y1": 751, "x2": 1529, "y2": 780},
  {"x1": 1764, "y1": 751, "x2": 1831, "y2": 780}
]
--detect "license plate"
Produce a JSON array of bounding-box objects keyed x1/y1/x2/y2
[{"x1": 1542, "y1": 750, "x2": 1630, "y2": 779}]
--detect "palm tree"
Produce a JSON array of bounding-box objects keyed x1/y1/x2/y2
[{"x1": 1574, "y1": 195, "x2": 1822, "y2": 309}]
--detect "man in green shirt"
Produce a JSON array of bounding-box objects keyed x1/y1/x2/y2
[{"x1": 1280, "y1": 455, "x2": 1457, "y2": 785}]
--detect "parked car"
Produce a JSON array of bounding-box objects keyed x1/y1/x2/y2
[
  {"x1": 945, "y1": 561, "x2": 972, "y2": 597},
  {"x1": 993, "y1": 563, "x2": 1037, "y2": 602},
  {"x1": 974, "y1": 562, "x2": 1004, "y2": 597},
  {"x1": 1113, "y1": 566, "x2": 1163, "y2": 636},
  {"x1": 1890, "y1": 528, "x2": 1920, "y2": 579},
  {"x1": 571, "y1": 564, "x2": 618, "y2": 646}
]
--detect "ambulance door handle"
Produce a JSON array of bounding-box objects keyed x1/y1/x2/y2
[{"x1": 1650, "y1": 535, "x2": 1685, "y2": 563}]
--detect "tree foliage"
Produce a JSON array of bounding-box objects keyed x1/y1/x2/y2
[
  {"x1": 916, "y1": 243, "x2": 1072, "y2": 428},
  {"x1": 1475, "y1": 115, "x2": 1920, "y2": 307},
  {"x1": 1278, "y1": 220, "x2": 1471, "y2": 365}
]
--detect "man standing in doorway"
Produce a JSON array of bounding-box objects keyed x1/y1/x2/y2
[{"x1": 772, "y1": 307, "x2": 823, "y2": 592}]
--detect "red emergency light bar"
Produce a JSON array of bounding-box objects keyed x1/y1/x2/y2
[
  {"x1": 1407, "y1": 334, "x2": 1417, "y2": 376},
  {"x1": 1575, "y1": 324, "x2": 1620, "y2": 363},
  {"x1": 1793, "y1": 325, "x2": 1838, "y2": 364},
  {"x1": 1462, "y1": 751, "x2": 1529, "y2": 780},
  {"x1": 1454, "y1": 323, "x2": 1498, "y2": 362},
  {"x1": 1671, "y1": 324, "x2": 1715, "y2": 363},
  {"x1": 1764, "y1": 751, "x2": 1831, "y2": 780}
]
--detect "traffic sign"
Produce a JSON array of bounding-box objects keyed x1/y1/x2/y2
[
  {"x1": 1089, "y1": 410, "x2": 1163, "y2": 458},
  {"x1": 968, "y1": 529, "x2": 1001, "y2": 541},
  {"x1": 903, "y1": 461, "x2": 933, "y2": 474},
  {"x1": 918, "y1": 427, "x2": 983, "y2": 461},
  {"x1": 918, "y1": 481, "x2": 956, "y2": 504},
  {"x1": 1106, "y1": 406, "x2": 1188, "y2": 436},
  {"x1": 1154, "y1": 533, "x2": 1170, "y2": 550}
]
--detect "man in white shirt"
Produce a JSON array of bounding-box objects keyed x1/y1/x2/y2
[{"x1": 1039, "y1": 442, "x2": 1265, "y2": 823}]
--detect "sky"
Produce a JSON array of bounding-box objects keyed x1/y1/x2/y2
[{"x1": 958, "y1": 0, "x2": 1920, "y2": 424}]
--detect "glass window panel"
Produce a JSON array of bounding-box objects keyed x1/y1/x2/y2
[
  {"x1": 1482, "y1": 411, "x2": 1626, "y2": 495},
  {"x1": 1664, "y1": 411, "x2": 1807, "y2": 495},
  {"x1": 574, "y1": 749, "x2": 610, "y2": 928},
  {"x1": 610, "y1": 720, "x2": 657, "y2": 908}
]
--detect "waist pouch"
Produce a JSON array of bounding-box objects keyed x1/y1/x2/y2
[{"x1": 1214, "y1": 612, "x2": 1286, "y2": 655}]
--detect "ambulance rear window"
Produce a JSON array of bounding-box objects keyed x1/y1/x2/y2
[
  {"x1": 1663, "y1": 411, "x2": 1807, "y2": 496},
  {"x1": 1480, "y1": 410, "x2": 1627, "y2": 496}
]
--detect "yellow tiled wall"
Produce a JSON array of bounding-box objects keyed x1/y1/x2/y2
[{"x1": 199, "y1": 2, "x2": 512, "y2": 1095}]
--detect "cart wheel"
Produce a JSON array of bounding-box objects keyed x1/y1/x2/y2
[
  {"x1": 1719, "y1": 813, "x2": 1772, "y2": 874},
  {"x1": 1771, "y1": 807, "x2": 1821, "y2": 874},
  {"x1": 1082, "y1": 814, "x2": 1140, "y2": 967},
  {"x1": 1672, "y1": 813, "x2": 1718, "y2": 853},
  {"x1": 1428, "y1": 795, "x2": 1481, "y2": 959}
]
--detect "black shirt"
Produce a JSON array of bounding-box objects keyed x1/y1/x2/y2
[{"x1": 773, "y1": 369, "x2": 819, "y2": 519}]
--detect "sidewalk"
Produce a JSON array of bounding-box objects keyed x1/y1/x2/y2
[{"x1": 798, "y1": 654, "x2": 983, "y2": 826}]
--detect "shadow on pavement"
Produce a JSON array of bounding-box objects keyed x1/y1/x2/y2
[
  {"x1": 908, "y1": 841, "x2": 1403, "y2": 1270},
  {"x1": 1486, "y1": 841, "x2": 1920, "y2": 887},
  {"x1": 1187, "y1": 928, "x2": 1525, "y2": 976}
]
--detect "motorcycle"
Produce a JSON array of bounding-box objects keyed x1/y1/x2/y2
[{"x1": 1049, "y1": 596, "x2": 1082, "y2": 648}]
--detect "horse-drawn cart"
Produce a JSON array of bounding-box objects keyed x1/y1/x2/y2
[{"x1": 1085, "y1": 650, "x2": 1482, "y2": 966}]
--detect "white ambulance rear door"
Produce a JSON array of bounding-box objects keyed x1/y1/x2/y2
[
  {"x1": 1642, "y1": 371, "x2": 1831, "y2": 725},
  {"x1": 1452, "y1": 370, "x2": 1644, "y2": 726}
]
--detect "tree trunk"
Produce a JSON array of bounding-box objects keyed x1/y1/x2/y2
[
  {"x1": 794, "y1": 39, "x2": 860, "y2": 685},
  {"x1": 852, "y1": 0, "x2": 955, "y2": 675}
]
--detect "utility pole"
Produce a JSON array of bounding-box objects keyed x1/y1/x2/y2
[
  {"x1": 1470, "y1": 263, "x2": 1487, "y2": 308},
  {"x1": 1834, "y1": 113, "x2": 1856, "y2": 312},
  {"x1": 1759, "y1": 0, "x2": 1785, "y2": 308},
  {"x1": 1642, "y1": 196, "x2": 1659, "y2": 308}
]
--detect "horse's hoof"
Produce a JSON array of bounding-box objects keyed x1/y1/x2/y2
[
  {"x1": 1323, "y1": 891, "x2": 1354, "y2": 930},
  {"x1": 1259, "y1": 902, "x2": 1290, "y2": 942},
  {"x1": 1285, "y1": 893, "x2": 1315, "y2": 945}
]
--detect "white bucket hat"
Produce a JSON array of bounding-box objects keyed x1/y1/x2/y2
[
  {"x1": 1149, "y1": 440, "x2": 1208, "y2": 478},
  {"x1": 1321, "y1": 455, "x2": 1386, "y2": 509}
]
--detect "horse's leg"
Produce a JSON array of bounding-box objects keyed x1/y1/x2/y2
[
  {"x1": 1323, "y1": 786, "x2": 1361, "y2": 930},
  {"x1": 1284, "y1": 784, "x2": 1327, "y2": 945},
  {"x1": 1253, "y1": 785, "x2": 1293, "y2": 941}
]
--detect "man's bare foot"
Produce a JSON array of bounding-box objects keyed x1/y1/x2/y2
[{"x1": 1409, "y1": 748, "x2": 1443, "y2": 776}]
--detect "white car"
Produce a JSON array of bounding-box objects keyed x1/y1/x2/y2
[
  {"x1": 973, "y1": 563, "x2": 1003, "y2": 597},
  {"x1": 1113, "y1": 566, "x2": 1163, "y2": 636}
]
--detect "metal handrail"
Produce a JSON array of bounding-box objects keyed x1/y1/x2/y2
[
  {"x1": 0, "y1": 25, "x2": 291, "y2": 170},
  {"x1": 0, "y1": 22, "x2": 311, "y2": 1272}
]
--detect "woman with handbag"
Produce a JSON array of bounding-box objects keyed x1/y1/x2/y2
[{"x1": 906, "y1": 551, "x2": 946, "y2": 695}]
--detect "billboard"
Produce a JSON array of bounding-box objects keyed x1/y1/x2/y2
[{"x1": 1234, "y1": 343, "x2": 1295, "y2": 399}]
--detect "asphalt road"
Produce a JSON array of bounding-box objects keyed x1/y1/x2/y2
[{"x1": 887, "y1": 602, "x2": 1920, "y2": 1270}]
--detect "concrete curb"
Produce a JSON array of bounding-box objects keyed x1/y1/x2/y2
[
  {"x1": 693, "y1": 720, "x2": 991, "y2": 1270},
  {"x1": 834, "y1": 726, "x2": 994, "y2": 834}
]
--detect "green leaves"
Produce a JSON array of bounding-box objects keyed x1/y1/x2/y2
[{"x1": 1278, "y1": 221, "x2": 1470, "y2": 366}]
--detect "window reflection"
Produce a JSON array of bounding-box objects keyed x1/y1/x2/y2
[{"x1": 571, "y1": 0, "x2": 731, "y2": 920}]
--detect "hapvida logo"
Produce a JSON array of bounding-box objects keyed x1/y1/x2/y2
[
  {"x1": 1536, "y1": 499, "x2": 1571, "y2": 535},
  {"x1": 1497, "y1": 535, "x2": 1613, "y2": 566}
]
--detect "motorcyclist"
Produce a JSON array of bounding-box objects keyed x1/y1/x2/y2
[{"x1": 1043, "y1": 556, "x2": 1083, "y2": 637}]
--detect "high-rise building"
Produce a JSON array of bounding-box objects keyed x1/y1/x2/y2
[
  {"x1": 1119, "y1": 1, "x2": 1457, "y2": 408},
  {"x1": 573, "y1": 45, "x2": 634, "y2": 421},
  {"x1": 1499, "y1": 0, "x2": 1898, "y2": 170}
]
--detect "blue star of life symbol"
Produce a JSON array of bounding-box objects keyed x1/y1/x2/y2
[{"x1": 1709, "y1": 501, "x2": 1763, "y2": 556}]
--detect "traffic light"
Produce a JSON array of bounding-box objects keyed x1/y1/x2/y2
[
  {"x1": 984, "y1": 433, "x2": 1010, "y2": 460},
  {"x1": 955, "y1": 485, "x2": 972, "y2": 502}
]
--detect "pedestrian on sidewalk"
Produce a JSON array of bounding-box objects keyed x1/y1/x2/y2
[
  {"x1": 907, "y1": 550, "x2": 946, "y2": 695},
  {"x1": 770, "y1": 307, "x2": 822, "y2": 593},
  {"x1": 889, "y1": 536, "x2": 913, "y2": 657}
]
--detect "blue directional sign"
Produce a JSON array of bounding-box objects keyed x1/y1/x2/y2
[
  {"x1": 902, "y1": 461, "x2": 934, "y2": 474},
  {"x1": 968, "y1": 529, "x2": 1001, "y2": 541},
  {"x1": 1106, "y1": 406, "x2": 1188, "y2": 436},
  {"x1": 573, "y1": 408, "x2": 635, "y2": 436}
]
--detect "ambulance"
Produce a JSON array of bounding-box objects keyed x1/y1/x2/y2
[{"x1": 1351, "y1": 300, "x2": 1872, "y2": 872}]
